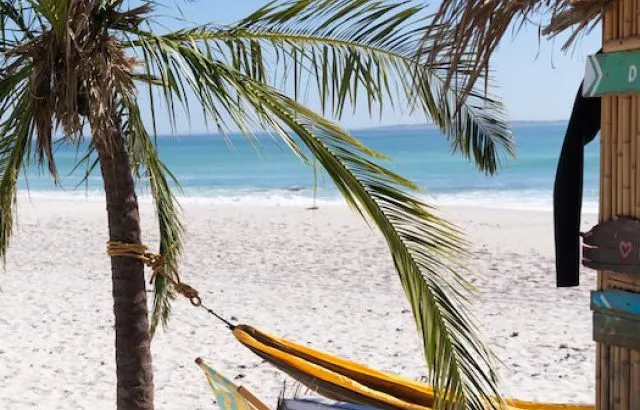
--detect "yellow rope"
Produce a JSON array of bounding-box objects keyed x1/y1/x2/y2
[{"x1": 106, "y1": 241, "x2": 202, "y2": 306}]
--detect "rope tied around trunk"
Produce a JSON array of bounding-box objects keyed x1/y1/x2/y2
[{"x1": 106, "y1": 241, "x2": 202, "y2": 307}]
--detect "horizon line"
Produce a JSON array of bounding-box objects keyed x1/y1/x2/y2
[{"x1": 154, "y1": 119, "x2": 569, "y2": 138}]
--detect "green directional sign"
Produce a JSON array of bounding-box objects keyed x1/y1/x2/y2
[{"x1": 584, "y1": 51, "x2": 640, "y2": 97}]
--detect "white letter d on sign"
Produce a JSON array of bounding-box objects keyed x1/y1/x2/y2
[{"x1": 630, "y1": 65, "x2": 638, "y2": 83}]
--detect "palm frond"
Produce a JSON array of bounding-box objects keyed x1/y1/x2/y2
[
  {"x1": 69, "y1": 140, "x2": 100, "y2": 190},
  {"x1": 0, "y1": 1, "x2": 38, "y2": 45},
  {"x1": 0, "y1": 83, "x2": 35, "y2": 262},
  {"x1": 422, "y1": 0, "x2": 611, "y2": 103},
  {"x1": 129, "y1": 0, "x2": 514, "y2": 175},
  {"x1": 240, "y1": 81, "x2": 504, "y2": 410},
  {"x1": 134, "y1": 34, "x2": 504, "y2": 409},
  {"x1": 0, "y1": 13, "x2": 41, "y2": 258},
  {"x1": 120, "y1": 90, "x2": 184, "y2": 336}
]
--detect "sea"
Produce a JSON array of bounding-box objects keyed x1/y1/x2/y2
[{"x1": 18, "y1": 122, "x2": 600, "y2": 212}]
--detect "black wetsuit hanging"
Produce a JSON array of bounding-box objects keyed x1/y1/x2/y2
[{"x1": 553, "y1": 77, "x2": 601, "y2": 287}]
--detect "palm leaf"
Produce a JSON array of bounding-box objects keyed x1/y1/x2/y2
[
  {"x1": 129, "y1": 0, "x2": 514, "y2": 175},
  {"x1": 421, "y1": 0, "x2": 609, "y2": 104},
  {"x1": 119, "y1": 89, "x2": 184, "y2": 336},
  {"x1": 135, "y1": 33, "x2": 504, "y2": 410},
  {"x1": 0, "y1": 2, "x2": 39, "y2": 263},
  {"x1": 0, "y1": 83, "x2": 35, "y2": 261},
  {"x1": 0, "y1": 1, "x2": 37, "y2": 45}
]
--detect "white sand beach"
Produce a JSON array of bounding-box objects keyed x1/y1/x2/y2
[{"x1": 0, "y1": 197, "x2": 597, "y2": 409}]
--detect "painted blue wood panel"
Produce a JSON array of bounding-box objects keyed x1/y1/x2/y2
[
  {"x1": 593, "y1": 311, "x2": 640, "y2": 350},
  {"x1": 591, "y1": 290, "x2": 640, "y2": 349},
  {"x1": 590, "y1": 289, "x2": 640, "y2": 316}
]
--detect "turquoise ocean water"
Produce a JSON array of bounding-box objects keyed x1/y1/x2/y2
[{"x1": 19, "y1": 122, "x2": 600, "y2": 211}]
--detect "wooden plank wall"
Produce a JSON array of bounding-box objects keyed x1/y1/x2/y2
[{"x1": 601, "y1": 0, "x2": 640, "y2": 408}]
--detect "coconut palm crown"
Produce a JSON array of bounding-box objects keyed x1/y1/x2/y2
[{"x1": 1, "y1": 1, "x2": 514, "y2": 409}]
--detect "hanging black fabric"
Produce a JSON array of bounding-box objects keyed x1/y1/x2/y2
[{"x1": 553, "y1": 79, "x2": 601, "y2": 287}]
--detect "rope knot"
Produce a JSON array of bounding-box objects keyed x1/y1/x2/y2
[
  {"x1": 107, "y1": 241, "x2": 201, "y2": 306},
  {"x1": 143, "y1": 252, "x2": 163, "y2": 271},
  {"x1": 174, "y1": 282, "x2": 201, "y2": 307}
]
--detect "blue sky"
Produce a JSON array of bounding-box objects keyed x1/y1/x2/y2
[{"x1": 145, "y1": 1, "x2": 602, "y2": 133}]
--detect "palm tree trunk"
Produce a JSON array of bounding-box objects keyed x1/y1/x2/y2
[{"x1": 94, "y1": 116, "x2": 155, "y2": 410}]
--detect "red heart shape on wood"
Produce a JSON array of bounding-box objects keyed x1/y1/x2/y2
[{"x1": 619, "y1": 241, "x2": 633, "y2": 259}]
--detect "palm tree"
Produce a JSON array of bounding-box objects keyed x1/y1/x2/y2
[{"x1": 0, "y1": 1, "x2": 514, "y2": 409}]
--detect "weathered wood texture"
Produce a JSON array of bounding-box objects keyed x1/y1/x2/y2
[
  {"x1": 599, "y1": 2, "x2": 640, "y2": 408},
  {"x1": 592, "y1": 290, "x2": 640, "y2": 351},
  {"x1": 583, "y1": 217, "x2": 640, "y2": 274}
]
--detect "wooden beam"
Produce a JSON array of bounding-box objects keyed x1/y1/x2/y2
[{"x1": 605, "y1": 36, "x2": 640, "y2": 53}]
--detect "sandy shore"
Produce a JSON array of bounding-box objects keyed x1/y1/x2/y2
[{"x1": 0, "y1": 197, "x2": 597, "y2": 409}]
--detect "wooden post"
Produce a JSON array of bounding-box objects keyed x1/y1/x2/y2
[{"x1": 594, "y1": 1, "x2": 640, "y2": 408}]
